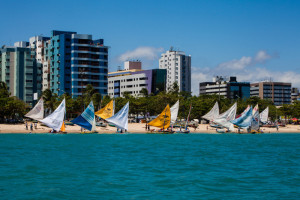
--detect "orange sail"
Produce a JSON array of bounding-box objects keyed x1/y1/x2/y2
[
  {"x1": 60, "y1": 122, "x2": 66, "y2": 132},
  {"x1": 148, "y1": 104, "x2": 171, "y2": 129}
]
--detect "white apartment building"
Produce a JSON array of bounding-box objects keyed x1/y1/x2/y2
[
  {"x1": 159, "y1": 48, "x2": 191, "y2": 93},
  {"x1": 29, "y1": 36, "x2": 50, "y2": 91},
  {"x1": 108, "y1": 71, "x2": 149, "y2": 98},
  {"x1": 108, "y1": 61, "x2": 166, "y2": 98}
]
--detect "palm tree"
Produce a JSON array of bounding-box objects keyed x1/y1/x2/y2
[{"x1": 42, "y1": 89, "x2": 57, "y2": 113}]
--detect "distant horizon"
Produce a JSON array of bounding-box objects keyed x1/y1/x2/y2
[{"x1": 1, "y1": 0, "x2": 300, "y2": 95}]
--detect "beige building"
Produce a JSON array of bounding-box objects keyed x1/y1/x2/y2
[{"x1": 250, "y1": 81, "x2": 291, "y2": 105}]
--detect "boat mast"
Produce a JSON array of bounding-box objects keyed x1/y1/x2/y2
[{"x1": 185, "y1": 104, "x2": 192, "y2": 130}]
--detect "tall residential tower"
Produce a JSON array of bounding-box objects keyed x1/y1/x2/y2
[
  {"x1": 159, "y1": 48, "x2": 191, "y2": 93},
  {"x1": 0, "y1": 45, "x2": 39, "y2": 105},
  {"x1": 48, "y1": 30, "x2": 108, "y2": 98}
]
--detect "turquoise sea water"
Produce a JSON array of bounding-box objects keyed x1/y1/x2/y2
[{"x1": 0, "y1": 133, "x2": 299, "y2": 199}]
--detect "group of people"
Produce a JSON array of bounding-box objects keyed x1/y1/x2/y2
[{"x1": 25, "y1": 121, "x2": 37, "y2": 133}]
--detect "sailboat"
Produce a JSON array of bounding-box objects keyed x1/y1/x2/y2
[
  {"x1": 39, "y1": 99, "x2": 65, "y2": 132},
  {"x1": 148, "y1": 104, "x2": 173, "y2": 134},
  {"x1": 95, "y1": 99, "x2": 115, "y2": 119},
  {"x1": 177, "y1": 104, "x2": 192, "y2": 134},
  {"x1": 231, "y1": 106, "x2": 253, "y2": 133},
  {"x1": 260, "y1": 107, "x2": 269, "y2": 124},
  {"x1": 25, "y1": 98, "x2": 44, "y2": 120},
  {"x1": 202, "y1": 101, "x2": 219, "y2": 121},
  {"x1": 251, "y1": 104, "x2": 260, "y2": 133},
  {"x1": 106, "y1": 102, "x2": 129, "y2": 132},
  {"x1": 236, "y1": 105, "x2": 250, "y2": 119},
  {"x1": 170, "y1": 100, "x2": 179, "y2": 124},
  {"x1": 213, "y1": 102, "x2": 237, "y2": 132},
  {"x1": 71, "y1": 101, "x2": 97, "y2": 133}
]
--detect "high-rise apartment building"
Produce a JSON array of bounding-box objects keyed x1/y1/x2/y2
[
  {"x1": 48, "y1": 30, "x2": 108, "y2": 98},
  {"x1": 29, "y1": 36, "x2": 50, "y2": 92},
  {"x1": 0, "y1": 46, "x2": 39, "y2": 105},
  {"x1": 250, "y1": 81, "x2": 291, "y2": 105},
  {"x1": 159, "y1": 48, "x2": 191, "y2": 93}
]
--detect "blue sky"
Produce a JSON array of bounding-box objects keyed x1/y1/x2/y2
[{"x1": 1, "y1": 0, "x2": 300, "y2": 94}]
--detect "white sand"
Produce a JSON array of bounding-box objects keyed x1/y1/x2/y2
[{"x1": 0, "y1": 123, "x2": 300, "y2": 134}]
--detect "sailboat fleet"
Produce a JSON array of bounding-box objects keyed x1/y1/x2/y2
[
  {"x1": 25, "y1": 97, "x2": 268, "y2": 134},
  {"x1": 203, "y1": 101, "x2": 268, "y2": 133}
]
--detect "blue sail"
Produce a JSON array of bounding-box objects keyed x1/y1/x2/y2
[
  {"x1": 71, "y1": 101, "x2": 95, "y2": 131},
  {"x1": 231, "y1": 106, "x2": 253, "y2": 128}
]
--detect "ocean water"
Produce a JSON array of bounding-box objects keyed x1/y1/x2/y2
[{"x1": 0, "y1": 133, "x2": 299, "y2": 200}]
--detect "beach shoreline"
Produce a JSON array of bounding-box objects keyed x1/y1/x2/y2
[{"x1": 0, "y1": 123, "x2": 300, "y2": 134}]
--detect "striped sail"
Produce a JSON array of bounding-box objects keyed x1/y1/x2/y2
[
  {"x1": 251, "y1": 105, "x2": 260, "y2": 131},
  {"x1": 72, "y1": 101, "x2": 95, "y2": 131},
  {"x1": 231, "y1": 106, "x2": 253, "y2": 128}
]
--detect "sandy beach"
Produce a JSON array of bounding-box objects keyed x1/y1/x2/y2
[{"x1": 0, "y1": 123, "x2": 300, "y2": 134}]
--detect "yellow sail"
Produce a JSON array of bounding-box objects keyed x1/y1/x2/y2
[
  {"x1": 60, "y1": 122, "x2": 66, "y2": 132},
  {"x1": 148, "y1": 104, "x2": 171, "y2": 129},
  {"x1": 95, "y1": 100, "x2": 114, "y2": 119}
]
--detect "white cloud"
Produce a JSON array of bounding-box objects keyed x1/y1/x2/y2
[
  {"x1": 217, "y1": 56, "x2": 252, "y2": 70},
  {"x1": 118, "y1": 46, "x2": 164, "y2": 62},
  {"x1": 254, "y1": 50, "x2": 272, "y2": 63},
  {"x1": 191, "y1": 50, "x2": 300, "y2": 95}
]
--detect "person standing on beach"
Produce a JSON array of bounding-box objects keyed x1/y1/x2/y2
[
  {"x1": 30, "y1": 123, "x2": 33, "y2": 131},
  {"x1": 25, "y1": 121, "x2": 28, "y2": 130}
]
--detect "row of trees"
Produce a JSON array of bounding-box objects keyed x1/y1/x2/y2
[{"x1": 1, "y1": 81, "x2": 300, "y2": 122}]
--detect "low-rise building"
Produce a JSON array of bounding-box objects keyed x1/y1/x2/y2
[
  {"x1": 108, "y1": 62, "x2": 166, "y2": 97},
  {"x1": 250, "y1": 81, "x2": 291, "y2": 105},
  {"x1": 291, "y1": 87, "x2": 300, "y2": 102},
  {"x1": 199, "y1": 76, "x2": 250, "y2": 100}
]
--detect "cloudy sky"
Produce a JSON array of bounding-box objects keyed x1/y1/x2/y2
[{"x1": 1, "y1": 0, "x2": 300, "y2": 95}]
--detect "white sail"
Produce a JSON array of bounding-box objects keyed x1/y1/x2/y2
[
  {"x1": 251, "y1": 109, "x2": 260, "y2": 131},
  {"x1": 39, "y1": 99, "x2": 65, "y2": 132},
  {"x1": 170, "y1": 100, "x2": 179, "y2": 124},
  {"x1": 214, "y1": 102, "x2": 237, "y2": 131},
  {"x1": 25, "y1": 98, "x2": 44, "y2": 120},
  {"x1": 260, "y1": 107, "x2": 269, "y2": 123},
  {"x1": 106, "y1": 102, "x2": 129, "y2": 130},
  {"x1": 91, "y1": 118, "x2": 97, "y2": 132},
  {"x1": 202, "y1": 102, "x2": 219, "y2": 121}
]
